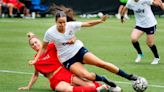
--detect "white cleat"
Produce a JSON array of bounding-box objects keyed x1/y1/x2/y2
[
  {"x1": 97, "y1": 84, "x2": 108, "y2": 92},
  {"x1": 109, "y1": 86, "x2": 122, "y2": 92},
  {"x1": 151, "y1": 58, "x2": 160, "y2": 64},
  {"x1": 135, "y1": 54, "x2": 144, "y2": 63},
  {"x1": 124, "y1": 15, "x2": 130, "y2": 20},
  {"x1": 115, "y1": 14, "x2": 121, "y2": 19}
]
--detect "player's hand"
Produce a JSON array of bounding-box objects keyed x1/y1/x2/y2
[
  {"x1": 101, "y1": 15, "x2": 109, "y2": 22},
  {"x1": 66, "y1": 36, "x2": 77, "y2": 44},
  {"x1": 28, "y1": 60, "x2": 36, "y2": 65},
  {"x1": 18, "y1": 86, "x2": 30, "y2": 90}
]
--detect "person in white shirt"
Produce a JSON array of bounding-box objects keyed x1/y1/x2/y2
[
  {"x1": 121, "y1": 0, "x2": 164, "y2": 64},
  {"x1": 29, "y1": 11, "x2": 144, "y2": 92}
]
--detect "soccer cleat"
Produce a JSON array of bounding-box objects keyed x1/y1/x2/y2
[
  {"x1": 135, "y1": 54, "x2": 144, "y2": 62},
  {"x1": 128, "y1": 74, "x2": 138, "y2": 81},
  {"x1": 151, "y1": 58, "x2": 160, "y2": 64},
  {"x1": 108, "y1": 86, "x2": 122, "y2": 92},
  {"x1": 115, "y1": 14, "x2": 121, "y2": 19},
  {"x1": 124, "y1": 14, "x2": 130, "y2": 20},
  {"x1": 96, "y1": 84, "x2": 108, "y2": 92}
]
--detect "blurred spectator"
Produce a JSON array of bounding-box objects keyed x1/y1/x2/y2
[
  {"x1": 3, "y1": 0, "x2": 30, "y2": 18},
  {"x1": 0, "y1": 0, "x2": 3, "y2": 17},
  {"x1": 115, "y1": 0, "x2": 129, "y2": 19}
]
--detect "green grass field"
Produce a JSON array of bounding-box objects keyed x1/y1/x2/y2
[{"x1": 0, "y1": 16, "x2": 164, "y2": 92}]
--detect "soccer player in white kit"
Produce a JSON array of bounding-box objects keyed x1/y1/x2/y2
[
  {"x1": 120, "y1": 0, "x2": 164, "y2": 64},
  {"x1": 28, "y1": 11, "x2": 147, "y2": 91}
]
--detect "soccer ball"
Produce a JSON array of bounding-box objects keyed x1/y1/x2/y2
[
  {"x1": 97, "y1": 12, "x2": 104, "y2": 18},
  {"x1": 132, "y1": 77, "x2": 148, "y2": 92}
]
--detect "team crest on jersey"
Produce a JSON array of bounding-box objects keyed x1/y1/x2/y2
[
  {"x1": 42, "y1": 55, "x2": 50, "y2": 60},
  {"x1": 135, "y1": 9, "x2": 144, "y2": 13},
  {"x1": 68, "y1": 30, "x2": 73, "y2": 35}
]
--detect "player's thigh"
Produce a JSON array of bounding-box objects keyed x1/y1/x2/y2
[
  {"x1": 83, "y1": 52, "x2": 105, "y2": 66},
  {"x1": 72, "y1": 76, "x2": 95, "y2": 86},
  {"x1": 70, "y1": 62, "x2": 94, "y2": 79},
  {"x1": 55, "y1": 81, "x2": 73, "y2": 91},
  {"x1": 131, "y1": 29, "x2": 144, "y2": 41}
]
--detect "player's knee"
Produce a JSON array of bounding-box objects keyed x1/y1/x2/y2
[
  {"x1": 146, "y1": 42, "x2": 154, "y2": 47},
  {"x1": 146, "y1": 40, "x2": 154, "y2": 47},
  {"x1": 96, "y1": 62, "x2": 106, "y2": 68},
  {"x1": 85, "y1": 82, "x2": 95, "y2": 87},
  {"x1": 80, "y1": 72, "x2": 95, "y2": 80},
  {"x1": 131, "y1": 38, "x2": 138, "y2": 43}
]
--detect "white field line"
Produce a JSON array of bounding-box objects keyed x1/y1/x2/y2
[
  {"x1": 0, "y1": 70, "x2": 164, "y2": 88},
  {"x1": 0, "y1": 70, "x2": 43, "y2": 76}
]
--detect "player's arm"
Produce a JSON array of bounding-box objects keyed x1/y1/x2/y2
[
  {"x1": 120, "y1": 7, "x2": 128, "y2": 23},
  {"x1": 81, "y1": 15, "x2": 108, "y2": 27},
  {"x1": 152, "y1": 0, "x2": 164, "y2": 10},
  {"x1": 18, "y1": 70, "x2": 39, "y2": 90},
  {"x1": 66, "y1": 36, "x2": 77, "y2": 44},
  {"x1": 29, "y1": 41, "x2": 49, "y2": 65}
]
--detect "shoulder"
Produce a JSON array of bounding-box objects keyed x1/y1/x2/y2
[
  {"x1": 67, "y1": 21, "x2": 82, "y2": 26},
  {"x1": 48, "y1": 43, "x2": 57, "y2": 51},
  {"x1": 45, "y1": 25, "x2": 56, "y2": 34}
]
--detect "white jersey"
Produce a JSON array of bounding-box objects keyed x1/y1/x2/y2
[
  {"x1": 44, "y1": 22, "x2": 84, "y2": 63},
  {"x1": 126, "y1": 0, "x2": 157, "y2": 28}
]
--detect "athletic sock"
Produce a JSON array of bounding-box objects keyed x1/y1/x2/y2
[
  {"x1": 73, "y1": 86, "x2": 96, "y2": 92},
  {"x1": 95, "y1": 74, "x2": 116, "y2": 87},
  {"x1": 149, "y1": 44, "x2": 159, "y2": 58},
  {"x1": 117, "y1": 69, "x2": 137, "y2": 81},
  {"x1": 132, "y1": 41, "x2": 143, "y2": 54}
]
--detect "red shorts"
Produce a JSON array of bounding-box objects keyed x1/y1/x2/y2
[
  {"x1": 8, "y1": 2, "x2": 24, "y2": 10},
  {"x1": 49, "y1": 67, "x2": 73, "y2": 90}
]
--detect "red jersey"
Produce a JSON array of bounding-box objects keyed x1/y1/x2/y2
[
  {"x1": 3, "y1": 0, "x2": 24, "y2": 10},
  {"x1": 34, "y1": 43, "x2": 62, "y2": 74},
  {"x1": 3, "y1": 0, "x2": 19, "y2": 5}
]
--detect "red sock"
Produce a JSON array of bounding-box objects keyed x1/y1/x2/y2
[
  {"x1": 93, "y1": 81, "x2": 102, "y2": 88},
  {"x1": 73, "y1": 86, "x2": 97, "y2": 92}
]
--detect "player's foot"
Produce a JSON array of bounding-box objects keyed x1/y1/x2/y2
[
  {"x1": 135, "y1": 54, "x2": 144, "y2": 62},
  {"x1": 124, "y1": 14, "x2": 130, "y2": 20},
  {"x1": 97, "y1": 84, "x2": 108, "y2": 92},
  {"x1": 108, "y1": 86, "x2": 122, "y2": 92},
  {"x1": 151, "y1": 58, "x2": 160, "y2": 64},
  {"x1": 115, "y1": 14, "x2": 121, "y2": 19},
  {"x1": 128, "y1": 74, "x2": 138, "y2": 81}
]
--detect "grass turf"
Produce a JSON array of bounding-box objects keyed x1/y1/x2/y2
[{"x1": 0, "y1": 16, "x2": 164, "y2": 92}]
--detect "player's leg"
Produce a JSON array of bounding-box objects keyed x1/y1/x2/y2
[
  {"x1": 70, "y1": 62, "x2": 117, "y2": 87},
  {"x1": 146, "y1": 34, "x2": 160, "y2": 64},
  {"x1": 7, "y1": 3, "x2": 14, "y2": 17},
  {"x1": 83, "y1": 52, "x2": 137, "y2": 81},
  {"x1": 72, "y1": 75, "x2": 96, "y2": 87},
  {"x1": 131, "y1": 28, "x2": 144, "y2": 62},
  {"x1": 55, "y1": 81, "x2": 107, "y2": 92},
  {"x1": 55, "y1": 81, "x2": 73, "y2": 91}
]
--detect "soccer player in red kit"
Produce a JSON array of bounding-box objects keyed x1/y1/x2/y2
[
  {"x1": 18, "y1": 32, "x2": 108, "y2": 92},
  {"x1": 3, "y1": 0, "x2": 30, "y2": 17}
]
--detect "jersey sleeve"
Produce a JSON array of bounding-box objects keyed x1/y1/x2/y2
[
  {"x1": 144, "y1": 0, "x2": 153, "y2": 5},
  {"x1": 70, "y1": 22, "x2": 82, "y2": 32},
  {"x1": 125, "y1": 0, "x2": 132, "y2": 10},
  {"x1": 43, "y1": 31, "x2": 51, "y2": 42}
]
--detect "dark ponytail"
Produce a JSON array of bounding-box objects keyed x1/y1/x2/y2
[{"x1": 50, "y1": 4, "x2": 76, "y2": 22}]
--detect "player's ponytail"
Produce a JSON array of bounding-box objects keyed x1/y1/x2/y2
[
  {"x1": 49, "y1": 3, "x2": 76, "y2": 22},
  {"x1": 27, "y1": 32, "x2": 35, "y2": 38},
  {"x1": 27, "y1": 32, "x2": 38, "y2": 45}
]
